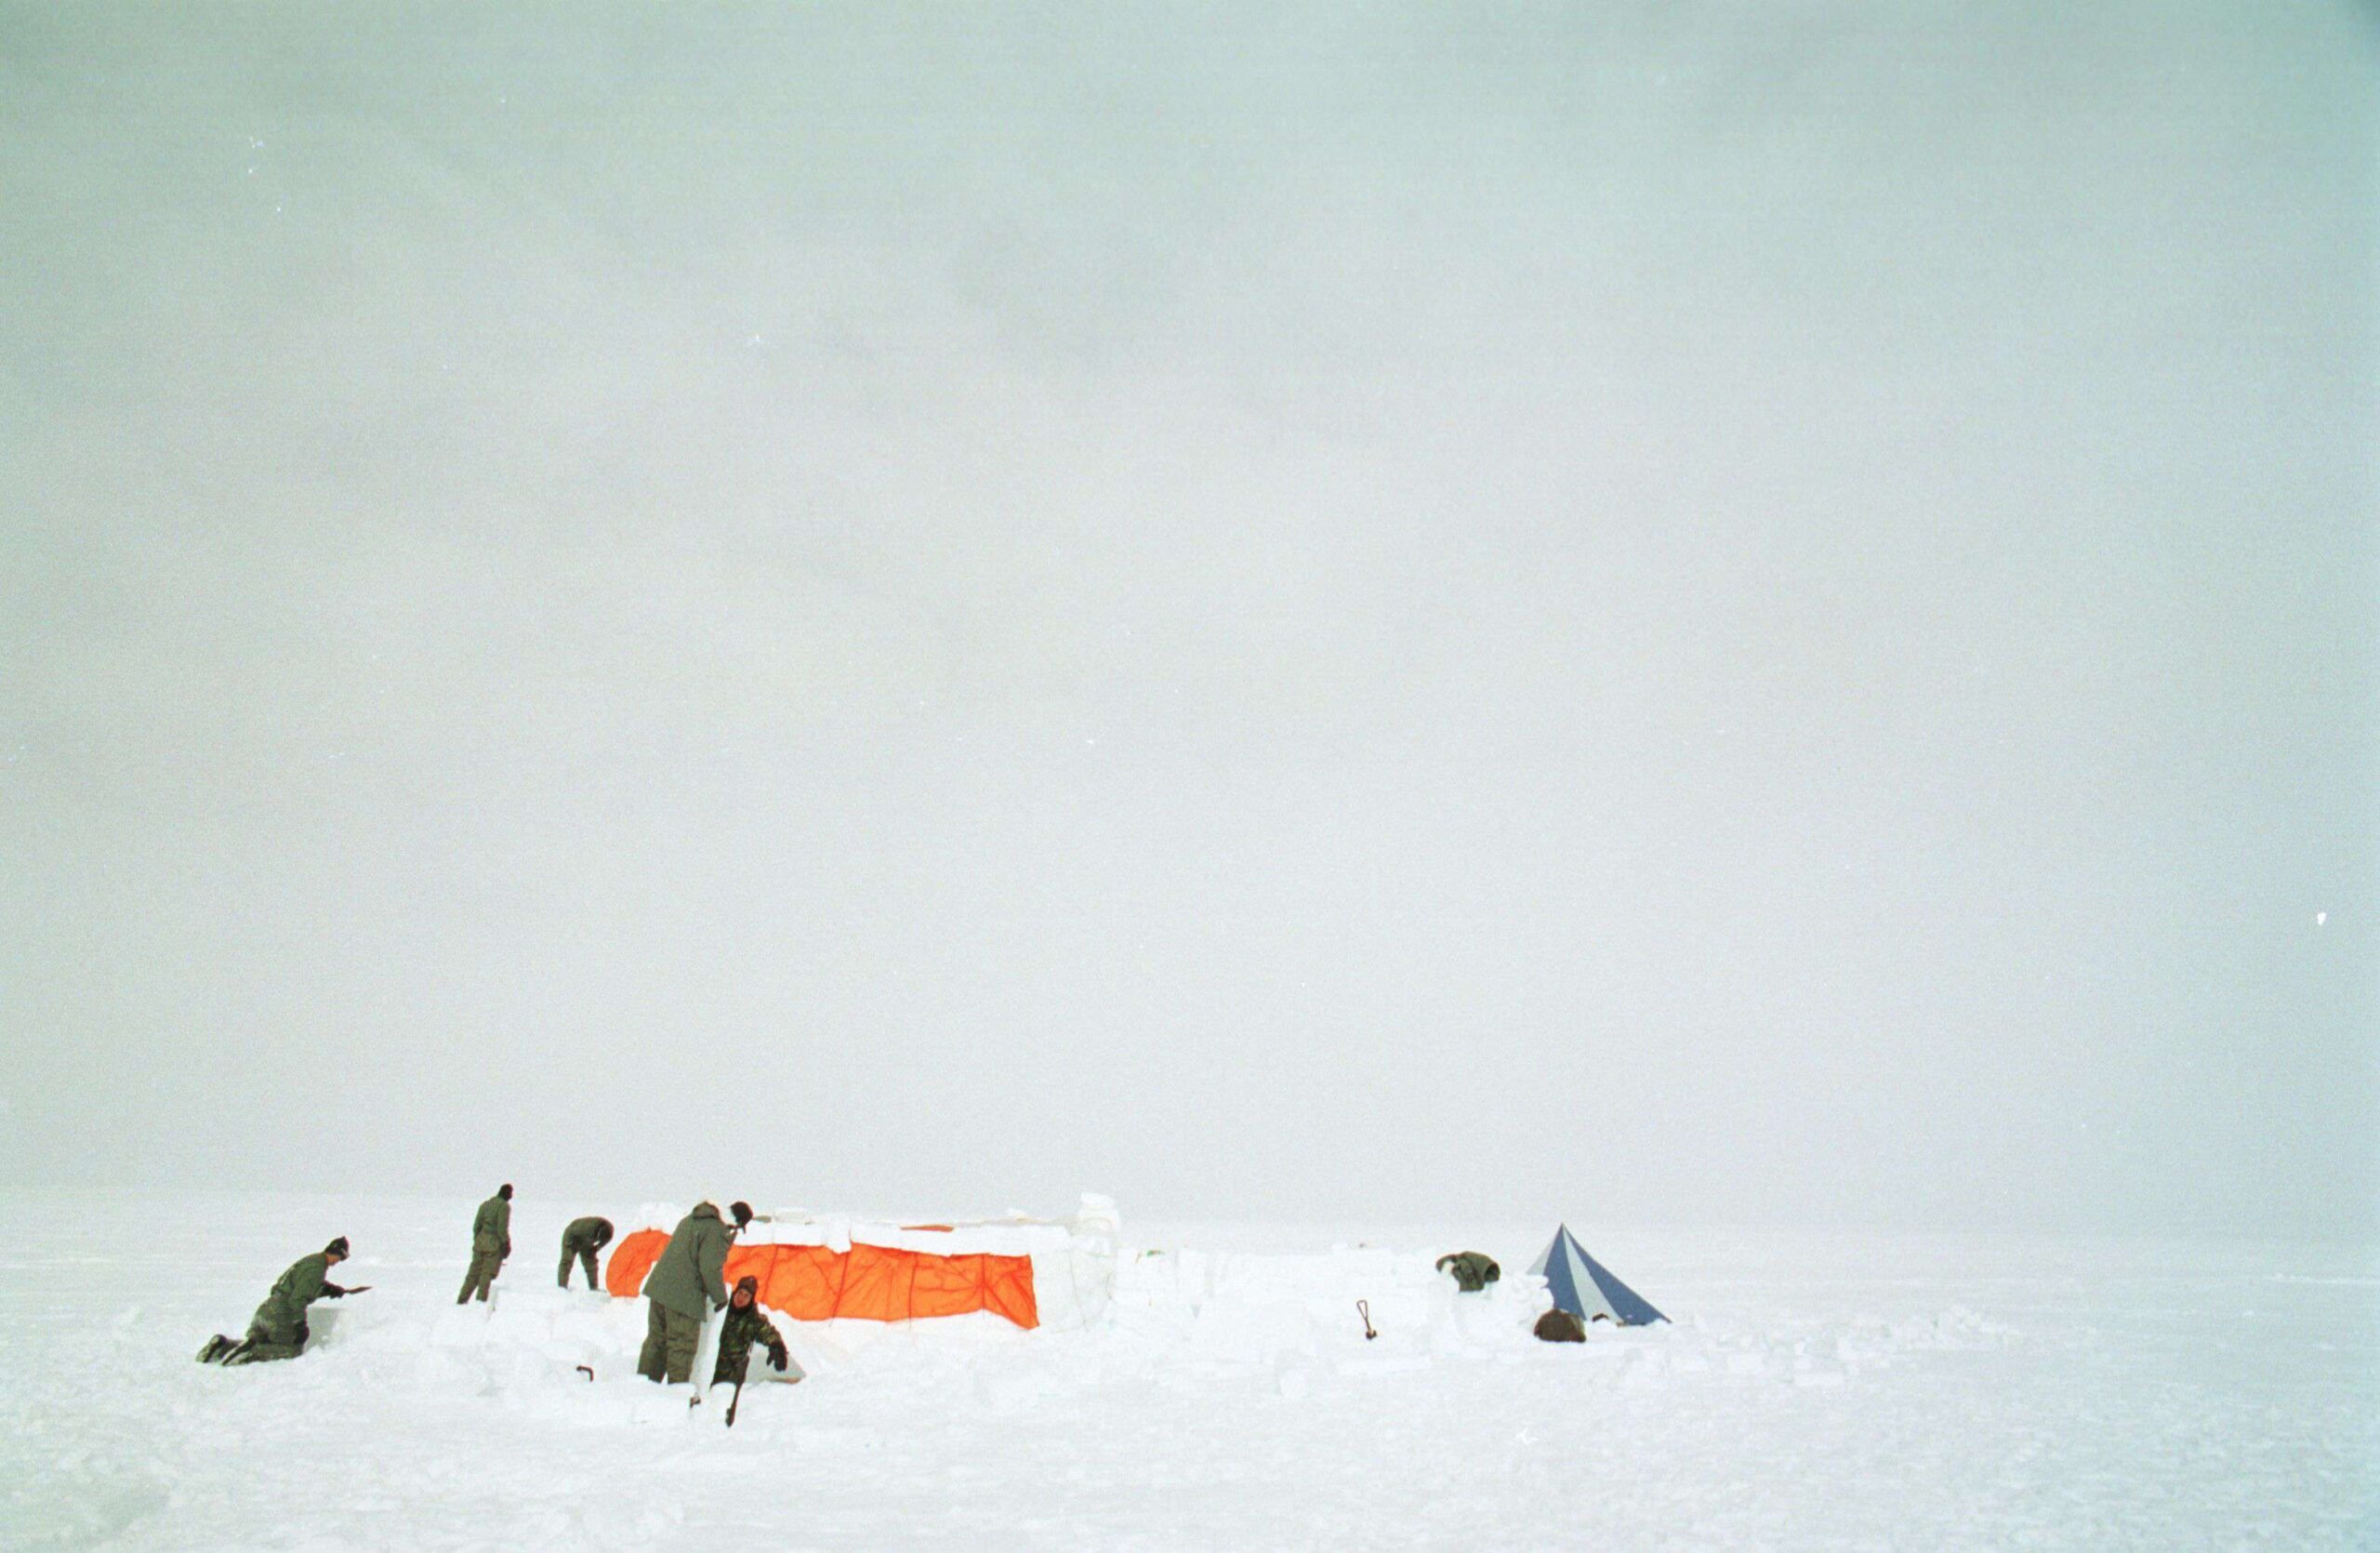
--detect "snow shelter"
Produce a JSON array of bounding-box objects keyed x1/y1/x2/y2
[
  {"x1": 1528, "y1": 1224, "x2": 1666, "y2": 1325},
  {"x1": 605, "y1": 1200, "x2": 1118, "y2": 1331}
]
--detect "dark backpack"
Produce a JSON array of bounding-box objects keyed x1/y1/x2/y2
[{"x1": 1533, "y1": 1308, "x2": 1587, "y2": 1343}]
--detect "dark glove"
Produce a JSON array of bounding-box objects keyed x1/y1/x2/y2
[
  {"x1": 324, "y1": 1285, "x2": 348, "y2": 1299},
  {"x1": 771, "y1": 1348, "x2": 788, "y2": 1373},
  {"x1": 500, "y1": 1241, "x2": 511, "y2": 1259}
]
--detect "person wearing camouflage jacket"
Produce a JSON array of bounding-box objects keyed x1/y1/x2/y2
[
  {"x1": 637, "y1": 1201, "x2": 732, "y2": 1383},
  {"x1": 710, "y1": 1275, "x2": 795, "y2": 1387},
  {"x1": 456, "y1": 1184, "x2": 512, "y2": 1304},
  {"x1": 559, "y1": 1215, "x2": 614, "y2": 1290}
]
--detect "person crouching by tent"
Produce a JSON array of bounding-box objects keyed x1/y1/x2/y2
[
  {"x1": 559, "y1": 1215, "x2": 614, "y2": 1290},
  {"x1": 711, "y1": 1275, "x2": 798, "y2": 1388},
  {"x1": 457, "y1": 1183, "x2": 512, "y2": 1304},
  {"x1": 1435, "y1": 1251, "x2": 1501, "y2": 1293},
  {"x1": 198, "y1": 1236, "x2": 361, "y2": 1364},
  {"x1": 638, "y1": 1201, "x2": 732, "y2": 1383}
]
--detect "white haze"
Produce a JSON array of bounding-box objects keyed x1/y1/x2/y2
[{"x1": 2, "y1": 3, "x2": 2373, "y2": 1235}]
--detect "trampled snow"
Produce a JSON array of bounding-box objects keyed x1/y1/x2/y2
[{"x1": 5, "y1": 1195, "x2": 2373, "y2": 1549}]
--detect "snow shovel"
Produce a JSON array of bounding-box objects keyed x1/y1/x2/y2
[{"x1": 725, "y1": 1356, "x2": 803, "y2": 1424}]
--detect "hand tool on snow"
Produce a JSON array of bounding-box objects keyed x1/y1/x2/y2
[{"x1": 1357, "y1": 1299, "x2": 1377, "y2": 1339}]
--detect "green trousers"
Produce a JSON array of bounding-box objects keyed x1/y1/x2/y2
[
  {"x1": 227, "y1": 1318, "x2": 309, "y2": 1364},
  {"x1": 456, "y1": 1245, "x2": 503, "y2": 1303},
  {"x1": 559, "y1": 1245, "x2": 601, "y2": 1289},
  {"x1": 637, "y1": 1300, "x2": 702, "y2": 1383}
]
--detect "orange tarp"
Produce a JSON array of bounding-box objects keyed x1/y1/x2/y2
[{"x1": 604, "y1": 1228, "x2": 1039, "y2": 1330}]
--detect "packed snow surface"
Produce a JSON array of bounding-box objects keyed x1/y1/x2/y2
[{"x1": 5, "y1": 1195, "x2": 2373, "y2": 1549}]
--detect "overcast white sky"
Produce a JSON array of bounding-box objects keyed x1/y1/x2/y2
[{"x1": 4, "y1": 2, "x2": 2373, "y2": 1235}]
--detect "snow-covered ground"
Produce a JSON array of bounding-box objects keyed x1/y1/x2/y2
[{"x1": 4, "y1": 1194, "x2": 2373, "y2": 1549}]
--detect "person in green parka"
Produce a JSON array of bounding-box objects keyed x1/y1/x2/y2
[
  {"x1": 198, "y1": 1237, "x2": 359, "y2": 1364},
  {"x1": 638, "y1": 1201, "x2": 731, "y2": 1383},
  {"x1": 710, "y1": 1275, "x2": 796, "y2": 1387},
  {"x1": 559, "y1": 1215, "x2": 615, "y2": 1290},
  {"x1": 456, "y1": 1184, "x2": 512, "y2": 1304},
  {"x1": 1435, "y1": 1251, "x2": 1502, "y2": 1294}
]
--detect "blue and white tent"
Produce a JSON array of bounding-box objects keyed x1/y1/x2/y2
[{"x1": 1528, "y1": 1225, "x2": 1666, "y2": 1326}]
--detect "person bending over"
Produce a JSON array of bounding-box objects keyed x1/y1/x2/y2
[{"x1": 559, "y1": 1215, "x2": 614, "y2": 1290}]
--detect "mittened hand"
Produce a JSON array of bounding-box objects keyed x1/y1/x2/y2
[{"x1": 771, "y1": 1351, "x2": 788, "y2": 1372}]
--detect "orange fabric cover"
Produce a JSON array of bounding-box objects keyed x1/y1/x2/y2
[{"x1": 603, "y1": 1228, "x2": 1039, "y2": 1330}]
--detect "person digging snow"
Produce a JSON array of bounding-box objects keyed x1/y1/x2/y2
[
  {"x1": 198, "y1": 1236, "x2": 363, "y2": 1364},
  {"x1": 457, "y1": 1183, "x2": 512, "y2": 1304},
  {"x1": 1435, "y1": 1251, "x2": 1501, "y2": 1293},
  {"x1": 710, "y1": 1275, "x2": 796, "y2": 1388},
  {"x1": 559, "y1": 1215, "x2": 614, "y2": 1290},
  {"x1": 638, "y1": 1200, "x2": 733, "y2": 1383}
]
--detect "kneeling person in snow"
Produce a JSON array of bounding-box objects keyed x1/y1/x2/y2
[
  {"x1": 638, "y1": 1200, "x2": 732, "y2": 1383},
  {"x1": 711, "y1": 1275, "x2": 797, "y2": 1387},
  {"x1": 199, "y1": 1236, "x2": 359, "y2": 1364},
  {"x1": 559, "y1": 1215, "x2": 614, "y2": 1290},
  {"x1": 457, "y1": 1183, "x2": 512, "y2": 1304}
]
